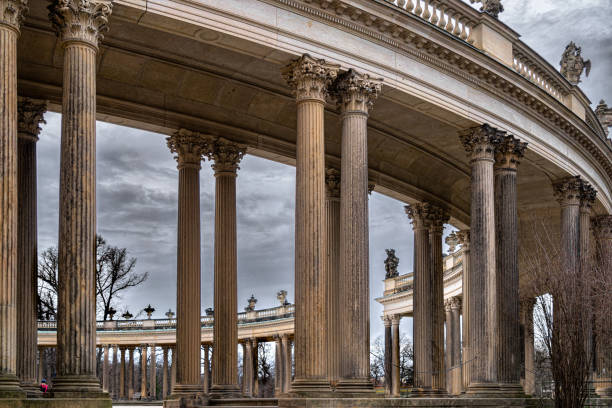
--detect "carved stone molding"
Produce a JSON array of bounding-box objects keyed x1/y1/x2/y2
[
  {"x1": 405, "y1": 201, "x2": 448, "y2": 230},
  {"x1": 456, "y1": 229, "x2": 470, "y2": 251},
  {"x1": 445, "y1": 296, "x2": 462, "y2": 313},
  {"x1": 205, "y1": 137, "x2": 246, "y2": 174},
  {"x1": 552, "y1": 176, "x2": 583, "y2": 207},
  {"x1": 166, "y1": 129, "x2": 210, "y2": 169},
  {"x1": 48, "y1": 0, "x2": 113, "y2": 47},
  {"x1": 592, "y1": 215, "x2": 612, "y2": 240},
  {"x1": 281, "y1": 54, "x2": 340, "y2": 102},
  {"x1": 459, "y1": 124, "x2": 504, "y2": 162},
  {"x1": 495, "y1": 134, "x2": 528, "y2": 171},
  {"x1": 17, "y1": 97, "x2": 47, "y2": 142},
  {"x1": 325, "y1": 167, "x2": 340, "y2": 199},
  {"x1": 333, "y1": 68, "x2": 382, "y2": 114},
  {"x1": 579, "y1": 182, "x2": 597, "y2": 214},
  {"x1": 0, "y1": 0, "x2": 28, "y2": 31}
]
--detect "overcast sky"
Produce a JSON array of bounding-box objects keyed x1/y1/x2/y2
[{"x1": 36, "y1": 0, "x2": 611, "y2": 346}]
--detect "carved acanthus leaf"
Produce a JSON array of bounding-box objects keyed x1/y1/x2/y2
[
  {"x1": 282, "y1": 54, "x2": 340, "y2": 102},
  {"x1": 48, "y1": 0, "x2": 113, "y2": 47},
  {"x1": 333, "y1": 69, "x2": 383, "y2": 113},
  {"x1": 206, "y1": 138, "x2": 246, "y2": 174},
  {"x1": 495, "y1": 134, "x2": 528, "y2": 170},
  {"x1": 459, "y1": 124, "x2": 504, "y2": 161},
  {"x1": 166, "y1": 129, "x2": 210, "y2": 169},
  {"x1": 0, "y1": 0, "x2": 28, "y2": 30},
  {"x1": 18, "y1": 97, "x2": 47, "y2": 141},
  {"x1": 405, "y1": 202, "x2": 448, "y2": 230},
  {"x1": 552, "y1": 176, "x2": 583, "y2": 207}
]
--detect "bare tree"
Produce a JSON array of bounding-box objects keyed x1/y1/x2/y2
[
  {"x1": 258, "y1": 342, "x2": 274, "y2": 397},
  {"x1": 370, "y1": 336, "x2": 385, "y2": 385},
  {"x1": 37, "y1": 234, "x2": 149, "y2": 321},
  {"x1": 399, "y1": 335, "x2": 414, "y2": 386},
  {"x1": 370, "y1": 335, "x2": 414, "y2": 388}
]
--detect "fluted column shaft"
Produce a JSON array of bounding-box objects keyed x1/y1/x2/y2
[
  {"x1": 149, "y1": 345, "x2": 156, "y2": 399},
  {"x1": 494, "y1": 136, "x2": 527, "y2": 394},
  {"x1": 275, "y1": 337, "x2": 283, "y2": 396},
  {"x1": 50, "y1": 0, "x2": 112, "y2": 394},
  {"x1": 448, "y1": 298, "x2": 463, "y2": 395},
  {"x1": 282, "y1": 335, "x2": 291, "y2": 393},
  {"x1": 457, "y1": 231, "x2": 471, "y2": 391},
  {"x1": 325, "y1": 169, "x2": 341, "y2": 385},
  {"x1": 429, "y1": 214, "x2": 448, "y2": 394},
  {"x1": 459, "y1": 125, "x2": 500, "y2": 392},
  {"x1": 0, "y1": 1, "x2": 27, "y2": 395},
  {"x1": 384, "y1": 318, "x2": 392, "y2": 395},
  {"x1": 208, "y1": 139, "x2": 244, "y2": 396},
  {"x1": 102, "y1": 345, "x2": 110, "y2": 393},
  {"x1": 128, "y1": 347, "x2": 134, "y2": 399},
  {"x1": 445, "y1": 304, "x2": 453, "y2": 394},
  {"x1": 520, "y1": 299, "x2": 535, "y2": 395},
  {"x1": 391, "y1": 316, "x2": 401, "y2": 396},
  {"x1": 335, "y1": 70, "x2": 380, "y2": 391},
  {"x1": 162, "y1": 347, "x2": 168, "y2": 399},
  {"x1": 38, "y1": 348, "x2": 44, "y2": 383},
  {"x1": 140, "y1": 345, "x2": 147, "y2": 398},
  {"x1": 283, "y1": 55, "x2": 339, "y2": 392},
  {"x1": 119, "y1": 348, "x2": 125, "y2": 399},
  {"x1": 243, "y1": 341, "x2": 252, "y2": 397},
  {"x1": 593, "y1": 216, "x2": 612, "y2": 397},
  {"x1": 112, "y1": 345, "x2": 118, "y2": 399},
  {"x1": 252, "y1": 339, "x2": 259, "y2": 397},
  {"x1": 202, "y1": 345, "x2": 209, "y2": 394},
  {"x1": 170, "y1": 347, "x2": 176, "y2": 393}
]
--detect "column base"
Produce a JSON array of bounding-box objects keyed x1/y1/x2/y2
[
  {"x1": 464, "y1": 382, "x2": 525, "y2": 398},
  {"x1": 0, "y1": 374, "x2": 26, "y2": 399},
  {"x1": 411, "y1": 387, "x2": 447, "y2": 397},
  {"x1": 288, "y1": 378, "x2": 332, "y2": 397},
  {"x1": 49, "y1": 375, "x2": 107, "y2": 399},
  {"x1": 334, "y1": 378, "x2": 376, "y2": 396},
  {"x1": 20, "y1": 382, "x2": 42, "y2": 398},
  {"x1": 209, "y1": 384, "x2": 241, "y2": 399}
]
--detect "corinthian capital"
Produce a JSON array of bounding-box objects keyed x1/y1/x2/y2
[
  {"x1": 325, "y1": 168, "x2": 340, "y2": 199},
  {"x1": 48, "y1": 0, "x2": 113, "y2": 47},
  {"x1": 18, "y1": 97, "x2": 47, "y2": 142},
  {"x1": 333, "y1": 69, "x2": 382, "y2": 114},
  {"x1": 495, "y1": 134, "x2": 528, "y2": 171},
  {"x1": 282, "y1": 54, "x2": 340, "y2": 102},
  {"x1": 205, "y1": 137, "x2": 246, "y2": 175},
  {"x1": 552, "y1": 176, "x2": 583, "y2": 207},
  {"x1": 579, "y1": 182, "x2": 597, "y2": 214},
  {"x1": 459, "y1": 124, "x2": 503, "y2": 162},
  {"x1": 1, "y1": 0, "x2": 28, "y2": 31},
  {"x1": 592, "y1": 215, "x2": 612, "y2": 240},
  {"x1": 405, "y1": 202, "x2": 447, "y2": 231},
  {"x1": 166, "y1": 129, "x2": 210, "y2": 169}
]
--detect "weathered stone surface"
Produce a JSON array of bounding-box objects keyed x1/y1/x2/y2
[{"x1": 325, "y1": 167, "x2": 340, "y2": 385}]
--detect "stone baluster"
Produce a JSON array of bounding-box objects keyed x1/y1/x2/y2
[
  {"x1": 520, "y1": 298, "x2": 536, "y2": 396},
  {"x1": 495, "y1": 135, "x2": 528, "y2": 395},
  {"x1": 444, "y1": 8, "x2": 454, "y2": 32},
  {"x1": 459, "y1": 124, "x2": 502, "y2": 394},
  {"x1": 430, "y1": 1, "x2": 439, "y2": 25},
  {"x1": 202, "y1": 345, "x2": 209, "y2": 394},
  {"x1": 47, "y1": 0, "x2": 112, "y2": 398},
  {"x1": 456, "y1": 229, "x2": 471, "y2": 390},
  {"x1": 0, "y1": 0, "x2": 28, "y2": 398},
  {"x1": 391, "y1": 315, "x2": 401, "y2": 396},
  {"x1": 282, "y1": 54, "x2": 339, "y2": 393},
  {"x1": 334, "y1": 69, "x2": 381, "y2": 392},
  {"x1": 140, "y1": 345, "x2": 147, "y2": 399},
  {"x1": 325, "y1": 168, "x2": 341, "y2": 386},
  {"x1": 167, "y1": 130, "x2": 207, "y2": 399},
  {"x1": 128, "y1": 347, "x2": 134, "y2": 400},
  {"x1": 16, "y1": 98, "x2": 46, "y2": 395},
  {"x1": 162, "y1": 347, "x2": 169, "y2": 399},
  {"x1": 207, "y1": 137, "x2": 245, "y2": 397},
  {"x1": 384, "y1": 317, "x2": 392, "y2": 395}
]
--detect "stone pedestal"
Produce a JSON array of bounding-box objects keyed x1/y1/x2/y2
[
  {"x1": 167, "y1": 130, "x2": 208, "y2": 401},
  {"x1": 48, "y1": 0, "x2": 112, "y2": 399},
  {"x1": 207, "y1": 138, "x2": 245, "y2": 398},
  {"x1": 459, "y1": 125, "x2": 502, "y2": 395},
  {"x1": 282, "y1": 55, "x2": 339, "y2": 394},
  {"x1": 494, "y1": 135, "x2": 527, "y2": 396},
  {"x1": 334, "y1": 69, "x2": 381, "y2": 393},
  {"x1": 16, "y1": 98, "x2": 46, "y2": 395}
]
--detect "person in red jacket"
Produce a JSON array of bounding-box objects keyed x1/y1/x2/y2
[{"x1": 40, "y1": 379, "x2": 48, "y2": 394}]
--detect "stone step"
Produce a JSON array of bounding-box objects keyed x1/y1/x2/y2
[{"x1": 209, "y1": 398, "x2": 278, "y2": 407}]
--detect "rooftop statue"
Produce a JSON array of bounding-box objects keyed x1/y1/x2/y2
[
  {"x1": 245, "y1": 294, "x2": 258, "y2": 312},
  {"x1": 469, "y1": 0, "x2": 504, "y2": 18},
  {"x1": 445, "y1": 232, "x2": 459, "y2": 253},
  {"x1": 277, "y1": 289, "x2": 289, "y2": 306},
  {"x1": 384, "y1": 249, "x2": 399, "y2": 279},
  {"x1": 560, "y1": 42, "x2": 591, "y2": 85}
]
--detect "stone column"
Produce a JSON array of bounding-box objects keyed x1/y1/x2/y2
[
  {"x1": 112, "y1": 345, "x2": 118, "y2": 399},
  {"x1": 47, "y1": 0, "x2": 112, "y2": 397},
  {"x1": 447, "y1": 297, "x2": 463, "y2": 395},
  {"x1": 140, "y1": 345, "x2": 147, "y2": 398},
  {"x1": 520, "y1": 298, "x2": 535, "y2": 396},
  {"x1": 252, "y1": 338, "x2": 259, "y2": 397},
  {"x1": 324, "y1": 168, "x2": 341, "y2": 386},
  {"x1": 16, "y1": 98, "x2": 46, "y2": 394},
  {"x1": 334, "y1": 69, "x2": 381, "y2": 393},
  {"x1": 0, "y1": 0, "x2": 28, "y2": 398},
  {"x1": 38, "y1": 347, "x2": 44, "y2": 384},
  {"x1": 445, "y1": 301, "x2": 454, "y2": 394},
  {"x1": 459, "y1": 125, "x2": 502, "y2": 394},
  {"x1": 243, "y1": 341, "x2": 252, "y2": 397},
  {"x1": 202, "y1": 345, "x2": 209, "y2": 394},
  {"x1": 494, "y1": 135, "x2": 528, "y2": 395},
  {"x1": 162, "y1": 347, "x2": 168, "y2": 399},
  {"x1": 384, "y1": 317, "x2": 392, "y2": 395},
  {"x1": 128, "y1": 347, "x2": 134, "y2": 400},
  {"x1": 391, "y1": 315, "x2": 401, "y2": 396},
  {"x1": 282, "y1": 55, "x2": 339, "y2": 393},
  {"x1": 149, "y1": 345, "x2": 156, "y2": 399},
  {"x1": 456, "y1": 230, "x2": 471, "y2": 390},
  {"x1": 170, "y1": 347, "x2": 176, "y2": 394},
  {"x1": 119, "y1": 347, "x2": 126, "y2": 399},
  {"x1": 167, "y1": 130, "x2": 207, "y2": 398},
  {"x1": 102, "y1": 345, "x2": 110, "y2": 393},
  {"x1": 592, "y1": 216, "x2": 612, "y2": 397},
  {"x1": 275, "y1": 336, "x2": 283, "y2": 396},
  {"x1": 282, "y1": 335, "x2": 291, "y2": 393},
  {"x1": 207, "y1": 138, "x2": 245, "y2": 397},
  {"x1": 429, "y1": 206, "x2": 449, "y2": 395}
]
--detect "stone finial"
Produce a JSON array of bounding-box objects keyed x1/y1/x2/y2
[
  {"x1": 560, "y1": 41, "x2": 591, "y2": 85},
  {"x1": 459, "y1": 124, "x2": 504, "y2": 161},
  {"x1": 495, "y1": 134, "x2": 528, "y2": 170},
  {"x1": 48, "y1": 0, "x2": 113, "y2": 47},
  {"x1": 166, "y1": 129, "x2": 210, "y2": 169},
  {"x1": 1, "y1": 0, "x2": 28, "y2": 31},
  {"x1": 333, "y1": 69, "x2": 383, "y2": 114},
  {"x1": 17, "y1": 97, "x2": 47, "y2": 142},
  {"x1": 592, "y1": 215, "x2": 612, "y2": 240},
  {"x1": 143, "y1": 304, "x2": 155, "y2": 319},
  {"x1": 205, "y1": 137, "x2": 246, "y2": 174},
  {"x1": 164, "y1": 309, "x2": 175, "y2": 319},
  {"x1": 445, "y1": 232, "x2": 459, "y2": 253},
  {"x1": 384, "y1": 249, "x2": 399, "y2": 279},
  {"x1": 456, "y1": 229, "x2": 470, "y2": 250},
  {"x1": 469, "y1": 0, "x2": 503, "y2": 18},
  {"x1": 245, "y1": 295, "x2": 257, "y2": 312},
  {"x1": 121, "y1": 310, "x2": 133, "y2": 319},
  {"x1": 281, "y1": 54, "x2": 340, "y2": 102},
  {"x1": 553, "y1": 176, "x2": 584, "y2": 207},
  {"x1": 325, "y1": 168, "x2": 340, "y2": 199}
]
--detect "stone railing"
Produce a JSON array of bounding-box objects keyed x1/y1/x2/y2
[
  {"x1": 37, "y1": 304, "x2": 295, "y2": 332},
  {"x1": 512, "y1": 43, "x2": 567, "y2": 102},
  {"x1": 383, "y1": 0, "x2": 479, "y2": 44}
]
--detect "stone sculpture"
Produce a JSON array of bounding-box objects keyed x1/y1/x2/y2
[
  {"x1": 384, "y1": 249, "x2": 399, "y2": 279},
  {"x1": 560, "y1": 41, "x2": 591, "y2": 85},
  {"x1": 470, "y1": 0, "x2": 504, "y2": 18},
  {"x1": 245, "y1": 294, "x2": 257, "y2": 312}
]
